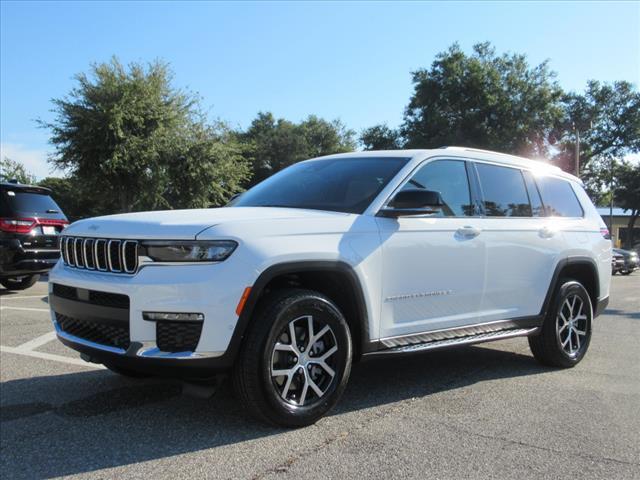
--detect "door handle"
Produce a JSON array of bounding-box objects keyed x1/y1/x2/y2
[
  {"x1": 456, "y1": 226, "x2": 481, "y2": 239},
  {"x1": 539, "y1": 226, "x2": 556, "y2": 238}
]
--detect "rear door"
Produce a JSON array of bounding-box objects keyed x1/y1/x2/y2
[{"x1": 471, "y1": 162, "x2": 565, "y2": 320}]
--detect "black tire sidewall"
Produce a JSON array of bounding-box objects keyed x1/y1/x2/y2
[
  {"x1": 0, "y1": 274, "x2": 39, "y2": 290},
  {"x1": 259, "y1": 292, "x2": 352, "y2": 426}
]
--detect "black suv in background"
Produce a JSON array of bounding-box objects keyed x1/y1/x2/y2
[{"x1": 0, "y1": 181, "x2": 68, "y2": 290}]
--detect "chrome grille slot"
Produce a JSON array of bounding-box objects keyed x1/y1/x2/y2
[
  {"x1": 108, "y1": 240, "x2": 122, "y2": 272},
  {"x1": 60, "y1": 236, "x2": 138, "y2": 274},
  {"x1": 84, "y1": 239, "x2": 95, "y2": 269},
  {"x1": 122, "y1": 240, "x2": 138, "y2": 273},
  {"x1": 95, "y1": 239, "x2": 108, "y2": 271},
  {"x1": 74, "y1": 238, "x2": 85, "y2": 268}
]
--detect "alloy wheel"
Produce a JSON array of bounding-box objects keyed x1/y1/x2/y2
[
  {"x1": 270, "y1": 314, "x2": 338, "y2": 407},
  {"x1": 556, "y1": 293, "x2": 589, "y2": 357}
]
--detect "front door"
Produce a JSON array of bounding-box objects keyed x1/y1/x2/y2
[{"x1": 376, "y1": 159, "x2": 486, "y2": 341}]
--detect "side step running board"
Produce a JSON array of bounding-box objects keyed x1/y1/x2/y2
[{"x1": 366, "y1": 327, "x2": 540, "y2": 356}]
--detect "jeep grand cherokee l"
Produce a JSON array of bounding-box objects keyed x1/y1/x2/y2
[
  {"x1": 48, "y1": 147, "x2": 611, "y2": 427},
  {"x1": 1, "y1": 181, "x2": 68, "y2": 290}
]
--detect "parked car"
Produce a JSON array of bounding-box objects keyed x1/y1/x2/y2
[
  {"x1": 0, "y1": 181, "x2": 68, "y2": 290},
  {"x1": 49, "y1": 147, "x2": 611, "y2": 427},
  {"x1": 612, "y1": 248, "x2": 638, "y2": 275}
]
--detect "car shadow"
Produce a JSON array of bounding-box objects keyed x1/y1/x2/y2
[
  {"x1": 604, "y1": 308, "x2": 640, "y2": 321},
  {"x1": 0, "y1": 344, "x2": 551, "y2": 478}
]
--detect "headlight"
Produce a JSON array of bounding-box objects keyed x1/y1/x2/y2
[{"x1": 139, "y1": 240, "x2": 238, "y2": 262}]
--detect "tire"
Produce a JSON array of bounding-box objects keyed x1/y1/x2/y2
[
  {"x1": 232, "y1": 288, "x2": 352, "y2": 427},
  {"x1": 621, "y1": 270, "x2": 632, "y2": 276},
  {"x1": 529, "y1": 279, "x2": 593, "y2": 368},
  {"x1": 104, "y1": 363, "x2": 149, "y2": 378},
  {"x1": 0, "y1": 274, "x2": 40, "y2": 291}
]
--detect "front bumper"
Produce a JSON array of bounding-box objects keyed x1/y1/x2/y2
[{"x1": 48, "y1": 258, "x2": 257, "y2": 376}]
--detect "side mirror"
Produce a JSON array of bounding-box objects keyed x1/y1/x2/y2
[{"x1": 378, "y1": 189, "x2": 444, "y2": 217}]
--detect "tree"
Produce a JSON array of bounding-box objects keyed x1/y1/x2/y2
[
  {"x1": 613, "y1": 162, "x2": 640, "y2": 248},
  {"x1": 40, "y1": 58, "x2": 250, "y2": 214},
  {"x1": 239, "y1": 112, "x2": 355, "y2": 186},
  {"x1": 401, "y1": 42, "x2": 564, "y2": 156},
  {"x1": 0, "y1": 157, "x2": 37, "y2": 184},
  {"x1": 360, "y1": 124, "x2": 402, "y2": 150},
  {"x1": 553, "y1": 81, "x2": 640, "y2": 200}
]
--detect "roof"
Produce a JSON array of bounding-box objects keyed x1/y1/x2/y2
[
  {"x1": 319, "y1": 147, "x2": 580, "y2": 183},
  {"x1": 597, "y1": 207, "x2": 634, "y2": 217},
  {"x1": 0, "y1": 181, "x2": 52, "y2": 194}
]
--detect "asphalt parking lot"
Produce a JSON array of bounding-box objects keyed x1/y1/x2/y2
[{"x1": 1, "y1": 274, "x2": 639, "y2": 479}]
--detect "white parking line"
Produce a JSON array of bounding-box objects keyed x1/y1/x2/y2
[
  {"x1": 16, "y1": 331, "x2": 58, "y2": 351},
  {"x1": 0, "y1": 306, "x2": 50, "y2": 313},
  {"x1": 0, "y1": 345, "x2": 105, "y2": 369},
  {"x1": 0, "y1": 295, "x2": 48, "y2": 300}
]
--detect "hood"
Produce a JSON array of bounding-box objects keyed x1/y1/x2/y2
[{"x1": 64, "y1": 207, "x2": 348, "y2": 240}]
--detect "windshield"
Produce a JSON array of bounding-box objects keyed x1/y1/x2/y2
[{"x1": 231, "y1": 157, "x2": 409, "y2": 214}]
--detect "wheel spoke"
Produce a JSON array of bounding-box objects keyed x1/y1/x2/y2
[
  {"x1": 281, "y1": 373, "x2": 294, "y2": 400},
  {"x1": 570, "y1": 295, "x2": 578, "y2": 315},
  {"x1": 272, "y1": 368, "x2": 294, "y2": 378},
  {"x1": 298, "y1": 374, "x2": 309, "y2": 405},
  {"x1": 574, "y1": 299, "x2": 584, "y2": 320},
  {"x1": 316, "y1": 361, "x2": 335, "y2": 378},
  {"x1": 289, "y1": 321, "x2": 299, "y2": 351},
  {"x1": 558, "y1": 323, "x2": 569, "y2": 334},
  {"x1": 562, "y1": 332, "x2": 572, "y2": 347},
  {"x1": 308, "y1": 376, "x2": 324, "y2": 398},
  {"x1": 274, "y1": 342, "x2": 297, "y2": 354},
  {"x1": 306, "y1": 315, "x2": 314, "y2": 345},
  {"x1": 574, "y1": 330, "x2": 581, "y2": 350},
  {"x1": 574, "y1": 327, "x2": 587, "y2": 336},
  {"x1": 319, "y1": 345, "x2": 338, "y2": 362},
  {"x1": 310, "y1": 325, "x2": 330, "y2": 346}
]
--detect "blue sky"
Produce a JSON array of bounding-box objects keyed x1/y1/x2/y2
[{"x1": 1, "y1": 1, "x2": 639, "y2": 179}]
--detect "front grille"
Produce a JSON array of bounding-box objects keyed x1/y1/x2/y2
[
  {"x1": 156, "y1": 321, "x2": 203, "y2": 353},
  {"x1": 51, "y1": 283, "x2": 130, "y2": 309},
  {"x1": 61, "y1": 236, "x2": 138, "y2": 274},
  {"x1": 56, "y1": 313, "x2": 130, "y2": 349}
]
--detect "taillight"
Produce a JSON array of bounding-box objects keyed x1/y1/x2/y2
[
  {"x1": 600, "y1": 227, "x2": 611, "y2": 240},
  {"x1": 0, "y1": 217, "x2": 37, "y2": 233},
  {"x1": 0, "y1": 217, "x2": 69, "y2": 233}
]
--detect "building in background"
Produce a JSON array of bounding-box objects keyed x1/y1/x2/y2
[{"x1": 597, "y1": 207, "x2": 639, "y2": 251}]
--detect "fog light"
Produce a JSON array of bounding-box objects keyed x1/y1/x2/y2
[{"x1": 143, "y1": 312, "x2": 204, "y2": 322}]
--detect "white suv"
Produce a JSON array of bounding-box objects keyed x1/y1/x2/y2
[{"x1": 49, "y1": 147, "x2": 611, "y2": 426}]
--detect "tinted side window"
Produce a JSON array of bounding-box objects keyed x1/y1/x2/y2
[
  {"x1": 400, "y1": 160, "x2": 473, "y2": 217},
  {"x1": 522, "y1": 170, "x2": 545, "y2": 217},
  {"x1": 475, "y1": 163, "x2": 532, "y2": 217},
  {"x1": 536, "y1": 176, "x2": 584, "y2": 217}
]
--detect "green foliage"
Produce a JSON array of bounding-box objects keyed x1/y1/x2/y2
[
  {"x1": 360, "y1": 124, "x2": 402, "y2": 150},
  {"x1": 613, "y1": 162, "x2": 640, "y2": 245},
  {"x1": 40, "y1": 58, "x2": 250, "y2": 214},
  {"x1": 401, "y1": 43, "x2": 564, "y2": 156},
  {"x1": 38, "y1": 176, "x2": 107, "y2": 221},
  {"x1": 0, "y1": 157, "x2": 37, "y2": 184},
  {"x1": 554, "y1": 81, "x2": 640, "y2": 199},
  {"x1": 239, "y1": 112, "x2": 355, "y2": 186}
]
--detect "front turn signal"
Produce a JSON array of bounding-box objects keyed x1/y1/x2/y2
[{"x1": 236, "y1": 287, "x2": 252, "y2": 316}]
